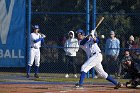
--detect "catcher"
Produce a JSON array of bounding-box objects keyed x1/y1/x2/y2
[{"x1": 122, "y1": 50, "x2": 140, "y2": 88}]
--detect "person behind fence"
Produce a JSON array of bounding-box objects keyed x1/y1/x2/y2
[
  {"x1": 122, "y1": 53, "x2": 140, "y2": 88},
  {"x1": 126, "y1": 35, "x2": 138, "y2": 50},
  {"x1": 26, "y1": 25, "x2": 46, "y2": 78},
  {"x1": 64, "y1": 31, "x2": 79, "y2": 78},
  {"x1": 76, "y1": 29, "x2": 98, "y2": 78},
  {"x1": 125, "y1": 35, "x2": 138, "y2": 57},
  {"x1": 75, "y1": 30, "x2": 121, "y2": 89},
  {"x1": 105, "y1": 31, "x2": 120, "y2": 76}
]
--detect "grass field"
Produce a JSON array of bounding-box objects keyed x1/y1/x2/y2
[
  {"x1": 33, "y1": 73, "x2": 129, "y2": 84},
  {"x1": 0, "y1": 72, "x2": 129, "y2": 84}
]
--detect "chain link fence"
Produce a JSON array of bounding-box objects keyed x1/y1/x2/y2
[
  {"x1": 0, "y1": 0, "x2": 131, "y2": 80},
  {"x1": 96, "y1": 0, "x2": 140, "y2": 78},
  {"x1": 31, "y1": 0, "x2": 87, "y2": 74},
  {"x1": 29, "y1": 0, "x2": 140, "y2": 78}
]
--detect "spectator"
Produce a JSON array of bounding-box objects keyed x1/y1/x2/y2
[
  {"x1": 126, "y1": 35, "x2": 138, "y2": 49},
  {"x1": 64, "y1": 31, "x2": 79, "y2": 78},
  {"x1": 105, "y1": 31, "x2": 120, "y2": 76},
  {"x1": 125, "y1": 35, "x2": 138, "y2": 57}
]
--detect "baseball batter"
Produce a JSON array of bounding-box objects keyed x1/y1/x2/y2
[
  {"x1": 75, "y1": 31, "x2": 121, "y2": 89},
  {"x1": 26, "y1": 25, "x2": 46, "y2": 78},
  {"x1": 76, "y1": 29, "x2": 98, "y2": 78}
]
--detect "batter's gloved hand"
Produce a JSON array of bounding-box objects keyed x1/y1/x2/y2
[
  {"x1": 90, "y1": 29, "x2": 96, "y2": 38},
  {"x1": 41, "y1": 34, "x2": 46, "y2": 38}
]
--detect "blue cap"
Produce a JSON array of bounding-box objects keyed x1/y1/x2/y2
[
  {"x1": 110, "y1": 31, "x2": 115, "y2": 34},
  {"x1": 33, "y1": 25, "x2": 39, "y2": 29},
  {"x1": 76, "y1": 29, "x2": 85, "y2": 35}
]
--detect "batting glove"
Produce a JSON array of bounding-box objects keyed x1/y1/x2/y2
[
  {"x1": 90, "y1": 29, "x2": 96, "y2": 38},
  {"x1": 41, "y1": 34, "x2": 46, "y2": 38}
]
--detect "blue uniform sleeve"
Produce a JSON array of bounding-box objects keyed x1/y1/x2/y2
[
  {"x1": 41, "y1": 38, "x2": 45, "y2": 45},
  {"x1": 34, "y1": 38, "x2": 43, "y2": 43},
  {"x1": 95, "y1": 37, "x2": 99, "y2": 43},
  {"x1": 80, "y1": 37, "x2": 89, "y2": 45}
]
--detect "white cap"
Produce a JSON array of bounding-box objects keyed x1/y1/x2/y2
[{"x1": 129, "y1": 35, "x2": 134, "y2": 41}]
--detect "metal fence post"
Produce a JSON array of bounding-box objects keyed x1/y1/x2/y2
[
  {"x1": 92, "y1": 0, "x2": 96, "y2": 29},
  {"x1": 27, "y1": 0, "x2": 31, "y2": 70},
  {"x1": 86, "y1": 0, "x2": 90, "y2": 35}
]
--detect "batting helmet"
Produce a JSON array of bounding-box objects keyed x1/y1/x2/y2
[
  {"x1": 76, "y1": 29, "x2": 85, "y2": 35},
  {"x1": 33, "y1": 25, "x2": 40, "y2": 30}
]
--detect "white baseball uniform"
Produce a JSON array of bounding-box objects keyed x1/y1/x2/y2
[
  {"x1": 81, "y1": 38, "x2": 108, "y2": 78},
  {"x1": 78, "y1": 39, "x2": 92, "y2": 58},
  {"x1": 28, "y1": 33, "x2": 42, "y2": 67}
]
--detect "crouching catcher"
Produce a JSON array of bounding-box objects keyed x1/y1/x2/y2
[{"x1": 122, "y1": 59, "x2": 140, "y2": 88}]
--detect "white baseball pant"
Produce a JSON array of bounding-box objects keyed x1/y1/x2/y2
[
  {"x1": 81, "y1": 53, "x2": 108, "y2": 78},
  {"x1": 28, "y1": 48, "x2": 40, "y2": 67}
]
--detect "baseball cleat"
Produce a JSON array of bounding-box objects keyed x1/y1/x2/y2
[
  {"x1": 75, "y1": 83, "x2": 83, "y2": 88},
  {"x1": 65, "y1": 74, "x2": 69, "y2": 78},
  {"x1": 26, "y1": 74, "x2": 30, "y2": 78},
  {"x1": 74, "y1": 74, "x2": 78, "y2": 78},
  {"x1": 114, "y1": 82, "x2": 121, "y2": 89},
  {"x1": 34, "y1": 74, "x2": 39, "y2": 78},
  {"x1": 131, "y1": 81, "x2": 138, "y2": 88},
  {"x1": 94, "y1": 75, "x2": 98, "y2": 79}
]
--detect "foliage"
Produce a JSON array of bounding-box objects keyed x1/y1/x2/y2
[{"x1": 31, "y1": 0, "x2": 140, "y2": 45}]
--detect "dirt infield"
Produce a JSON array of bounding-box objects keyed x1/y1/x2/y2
[
  {"x1": 0, "y1": 84, "x2": 140, "y2": 93},
  {"x1": 0, "y1": 73, "x2": 140, "y2": 93}
]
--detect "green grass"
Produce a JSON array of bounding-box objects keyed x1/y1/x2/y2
[
  {"x1": 33, "y1": 73, "x2": 129, "y2": 83},
  {"x1": 35, "y1": 77, "x2": 129, "y2": 83},
  {"x1": 0, "y1": 72, "x2": 130, "y2": 83},
  {"x1": 0, "y1": 80, "x2": 11, "y2": 82}
]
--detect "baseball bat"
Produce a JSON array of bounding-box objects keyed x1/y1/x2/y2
[
  {"x1": 90, "y1": 17, "x2": 105, "y2": 36},
  {"x1": 94, "y1": 17, "x2": 104, "y2": 30}
]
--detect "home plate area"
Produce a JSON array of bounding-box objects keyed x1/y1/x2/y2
[{"x1": 0, "y1": 84, "x2": 140, "y2": 93}]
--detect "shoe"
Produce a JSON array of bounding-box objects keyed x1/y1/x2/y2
[
  {"x1": 94, "y1": 75, "x2": 98, "y2": 79},
  {"x1": 65, "y1": 74, "x2": 69, "y2": 78},
  {"x1": 34, "y1": 74, "x2": 39, "y2": 78},
  {"x1": 75, "y1": 83, "x2": 83, "y2": 88},
  {"x1": 131, "y1": 81, "x2": 138, "y2": 88},
  {"x1": 74, "y1": 74, "x2": 77, "y2": 78},
  {"x1": 26, "y1": 74, "x2": 30, "y2": 78},
  {"x1": 114, "y1": 82, "x2": 121, "y2": 89}
]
